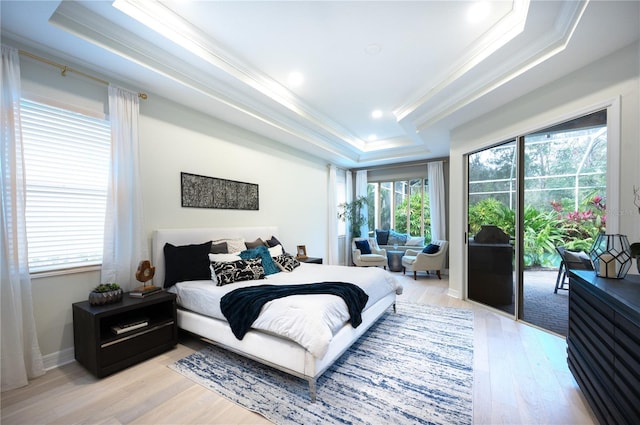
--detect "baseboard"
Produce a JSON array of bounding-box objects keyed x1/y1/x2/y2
[
  {"x1": 42, "y1": 347, "x2": 75, "y2": 370},
  {"x1": 447, "y1": 287, "x2": 462, "y2": 299}
]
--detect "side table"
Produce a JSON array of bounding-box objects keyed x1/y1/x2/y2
[
  {"x1": 73, "y1": 291, "x2": 177, "y2": 378},
  {"x1": 298, "y1": 256, "x2": 323, "y2": 264},
  {"x1": 387, "y1": 250, "x2": 404, "y2": 272}
]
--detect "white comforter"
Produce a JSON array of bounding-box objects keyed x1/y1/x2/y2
[{"x1": 168, "y1": 263, "x2": 400, "y2": 357}]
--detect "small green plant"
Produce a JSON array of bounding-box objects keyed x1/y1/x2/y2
[{"x1": 93, "y1": 283, "x2": 120, "y2": 293}]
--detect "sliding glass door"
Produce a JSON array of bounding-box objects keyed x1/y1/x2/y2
[
  {"x1": 467, "y1": 141, "x2": 517, "y2": 315},
  {"x1": 467, "y1": 110, "x2": 607, "y2": 332}
]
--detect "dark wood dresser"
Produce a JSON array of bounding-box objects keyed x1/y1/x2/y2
[{"x1": 567, "y1": 270, "x2": 640, "y2": 424}]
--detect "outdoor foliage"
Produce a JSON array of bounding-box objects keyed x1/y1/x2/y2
[
  {"x1": 469, "y1": 192, "x2": 606, "y2": 268},
  {"x1": 394, "y1": 192, "x2": 432, "y2": 241}
]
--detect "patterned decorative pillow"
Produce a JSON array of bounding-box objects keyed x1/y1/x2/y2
[
  {"x1": 208, "y1": 253, "x2": 242, "y2": 283},
  {"x1": 273, "y1": 253, "x2": 301, "y2": 272},
  {"x1": 239, "y1": 245, "x2": 280, "y2": 275},
  {"x1": 213, "y1": 258, "x2": 265, "y2": 286}
]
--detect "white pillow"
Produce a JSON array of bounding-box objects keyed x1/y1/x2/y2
[
  {"x1": 212, "y1": 238, "x2": 245, "y2": 253},
  {"x1": 268, "y1": 244, "x2": 283, "y2": 257},
  {"x1": 208, "y1": 253, "x2": 242, "y2": 282},
  {"x1": 406, "y1": 236, "x2": 425, "y2": 246}
]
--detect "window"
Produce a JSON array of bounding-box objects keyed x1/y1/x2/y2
[
  {"x1": 368, "y1": 178, "x2": 431, "y2": 240},
  {"x1": 21, "y1": 99, "x2": 110, "y2": 273}
]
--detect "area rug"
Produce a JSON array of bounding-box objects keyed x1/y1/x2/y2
[{"x1": 169, "y1": 302, "x2": 474, "y2": 425}]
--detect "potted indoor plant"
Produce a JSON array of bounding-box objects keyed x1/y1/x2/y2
[
  {"x1": 338, "y1": 196, "x2": 368, "y2": 238},
  {"x1": 88, "y1": 283, "x2": 123, "y2": 306}
]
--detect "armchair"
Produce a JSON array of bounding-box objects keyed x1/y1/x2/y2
[
  {"x1": 401, "y1": 240, "x2": 448, "y2": 279},
  {"x1": 352, "y1": 238, "x2": 388, "y2": 269}
]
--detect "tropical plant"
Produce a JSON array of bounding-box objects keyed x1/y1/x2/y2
[
  {"x1": 394, "y1": 192, "x2": 431, "y2": 240},
  {"x1": 338, "y1": 196, "x2": 369, "y2": 238}
]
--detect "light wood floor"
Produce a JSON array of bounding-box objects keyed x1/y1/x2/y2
[{"x1": 1, "y1": 273, "x2": 597, "y2": 425}]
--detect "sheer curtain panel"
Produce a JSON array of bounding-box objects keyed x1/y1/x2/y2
[
  {"x1": 101, "y1": 85, "x2": 147, "y2": 289},
  {"x1": 327, "y1": 165, "x2": 339, "y2": 265},
  {"x1": 355, "y1": 170, "x2": 369, "y2": 238},
  {"x1": 345, "y1": 171, "x2": 353, "y2": 264},
  {"x1": 428, "y1": 161, "x2": 446, "y2": 241},
  {"x1": 1, "y1": 45, "x2": 45, "y2": 391}
]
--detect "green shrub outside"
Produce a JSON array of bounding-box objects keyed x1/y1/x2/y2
[{"x1": 469, "y1": 191, "x2": 606, "y2": 268}]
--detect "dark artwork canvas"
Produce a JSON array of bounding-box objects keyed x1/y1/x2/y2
[{"x1": 181, "y1": 172, "x2": 259, "y2": 210}]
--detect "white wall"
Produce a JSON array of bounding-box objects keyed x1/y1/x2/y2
[
  {"x1": 448, "y1": 41, "x2": 640, "y2": 299},
  {"x1": 18, "y1": 50, "x2": 330, "y2": 362}
]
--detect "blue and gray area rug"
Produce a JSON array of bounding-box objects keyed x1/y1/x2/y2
[{"x1": 169, "y1": 302, "x2": 474, "y2": 425}]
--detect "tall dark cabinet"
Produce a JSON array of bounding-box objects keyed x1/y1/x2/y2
[{"x1": 567, "y1": 270, "x2": 640, "y2": 424}]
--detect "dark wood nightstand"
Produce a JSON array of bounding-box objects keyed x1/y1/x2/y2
[
  {"x1": 298, "y1": 257, "x2": 323, "y2": 264},
  {"x1": 73, "y1": 291, "x2": 177, "y2": 378}
]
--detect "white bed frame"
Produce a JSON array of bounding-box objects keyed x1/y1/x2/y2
[{"x1": 151, "y1": 226, "x2": 396, "y2": 401}]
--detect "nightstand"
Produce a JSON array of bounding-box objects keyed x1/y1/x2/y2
[
  {"x1": 298, "y1": 257, "x2": 323, "y2": 264},
  {"x1": 73, "y1": 291, "x2": 177, "y2": 378}
]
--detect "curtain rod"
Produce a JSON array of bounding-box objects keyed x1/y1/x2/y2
[
  {"x1": 18, "y1": 49, "x2": 148, "y2": 100},
  {"x1": 352, "y1": 157, "x2": 448, "y2": 173}
]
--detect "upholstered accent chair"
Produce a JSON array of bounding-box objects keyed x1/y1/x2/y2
[
  {"x1": 352, "y1": 237, "x2": 388, "y2": 269},
  {"x1": 402, "y1": 240, "x2": 449, "y2": 279}
]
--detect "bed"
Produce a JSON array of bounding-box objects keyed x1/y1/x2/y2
[{"x1": 151, "y1": 226, "x2": 401, "y2": 401}]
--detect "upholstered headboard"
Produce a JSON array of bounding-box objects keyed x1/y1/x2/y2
[{"x1": 151, "y1": 226, "x2": 279, "y2": 287}]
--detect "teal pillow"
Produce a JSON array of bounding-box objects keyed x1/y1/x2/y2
[{"x1": 239, "y1": 245, "x2": 280, "y2": 275}]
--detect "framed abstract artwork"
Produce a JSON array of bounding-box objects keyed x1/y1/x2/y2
[{"x1": 181, "y1": 172, "x2": 259, "y2": 210}]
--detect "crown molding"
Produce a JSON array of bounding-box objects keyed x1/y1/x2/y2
[
  {"x1": 49, "y1": 1, "x2": 368, "y2": 162},
  {"x1": 394, "y1": 0, "x2": 531, "y2": 122},
  {"x1": 112, "y1": 0, "x2": 375, "y2": 152},
  {"x1": 412, "y1": 0, "x2": 588, "y2": 132}
]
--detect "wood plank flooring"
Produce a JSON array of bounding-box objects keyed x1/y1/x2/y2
[{"x1": 1, "y1": 272, "x2": 597, "y2": 424}]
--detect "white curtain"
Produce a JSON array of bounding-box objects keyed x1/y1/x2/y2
[
  {"x1": 345, "y1": 171, "x2": 353, "y2": 264},
  {"x1": 101, "y1": 85, "x2": 147, "y2": 290},
  {"x1": 355, "y1": 170, "x2": 368, "y2": 238},
  {"x1": 428, "y1": 161, "x2": 446, "y2": 241},
  {"x1": 1, "y1": 45, "x2": 46, "y2": 391},
  {"x1": 326, "y1": 164, "x2": 339, "y2": 265}
]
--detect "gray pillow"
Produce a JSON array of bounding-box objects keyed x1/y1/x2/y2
[{"x1": 245, "y1": 238, "x2": 266, "y2": 249}]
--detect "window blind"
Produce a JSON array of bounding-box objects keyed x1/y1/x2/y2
[{"x1": 20, "y1": 99, "x2": 110, "y2": 273}]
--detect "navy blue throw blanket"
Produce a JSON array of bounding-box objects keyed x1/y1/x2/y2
[{"x1": 220, "y1": 282, "x2": 369, "y2": 340}]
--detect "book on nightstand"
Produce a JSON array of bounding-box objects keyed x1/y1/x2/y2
[
  {"x1": 129, "y1": 285, "x2": 162, "y2": 298},
  {"x1": 111, "y1": 317, "x2": 149, "y2": 335}
]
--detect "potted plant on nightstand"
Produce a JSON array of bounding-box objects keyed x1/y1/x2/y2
[{"x1": 88, "y1": 283, "x2": 123, "y2": 306}]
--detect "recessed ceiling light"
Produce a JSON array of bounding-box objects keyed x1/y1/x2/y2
[
  {"x1": 288, "y1": 71, "x2": 304, "y2": 87},
  {"x1": 371, "y1": 109, "x2": 383, "y2": 119},
  {"x1": 467, "y1": 1, "x2": 491, "y2": 23},
  {"x1": 364, "y1": 44, "x2": 382, "y2": 55}
]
